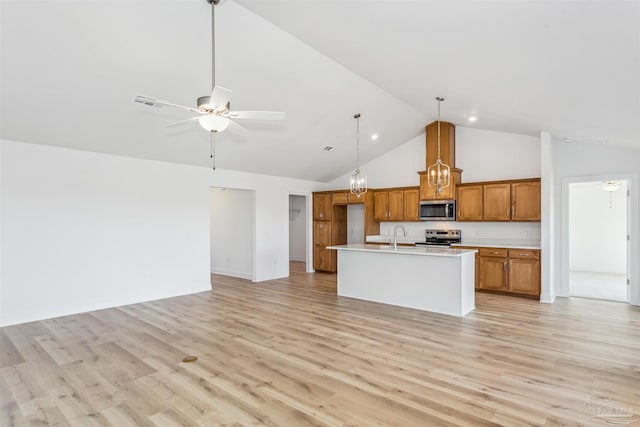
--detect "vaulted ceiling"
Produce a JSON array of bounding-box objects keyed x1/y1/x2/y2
[{"x1": 1, "y1": 1, "x2": 638, "y2": 182}]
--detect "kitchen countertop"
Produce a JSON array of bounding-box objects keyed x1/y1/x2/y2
[
  {"x1": 328, "y1": 244, "x2": 477, "y2": 258},
  {"x1": 365, "y1": 235, "x2": 424, "y2": 244},
  {"x1": 366, "y1": 235, "x2": 541, "y2": 250},
  {"x1": 452, "y1": 239, "x2": 541, "y2": 250}
]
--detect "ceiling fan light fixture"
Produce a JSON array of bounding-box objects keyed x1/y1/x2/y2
[
  {"x1": 198, "y1": 115, "x2": 229, "y2": 132},
  {"x1": 601, "y1": 180, "x2": 621, "y2": 192}
]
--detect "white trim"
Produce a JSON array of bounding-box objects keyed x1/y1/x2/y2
[
  {"x1": 210, "y1": 268, "x2": 253, "y2": 281},
  {"x1": 560, "y1": 173, "x2": 639, "y2": 306},
  {"x1": 287, "y1": 191, "x2": 313, "y2": 274},
  {"x1": 540, "y1": 293, "x2": 556, "y2": 304}
]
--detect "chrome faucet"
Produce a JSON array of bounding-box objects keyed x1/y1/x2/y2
[{"x1": 393, "y1": 225, "x2": 407, "y2": 250}]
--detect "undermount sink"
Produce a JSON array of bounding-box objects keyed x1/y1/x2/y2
[{"x1": 378, "y1": 245, "x2": 422, "y2": 250}]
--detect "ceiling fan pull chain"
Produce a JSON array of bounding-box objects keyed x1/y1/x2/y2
[{"x1": 210, "y1": 131, "x2": 216, "y2": 171}]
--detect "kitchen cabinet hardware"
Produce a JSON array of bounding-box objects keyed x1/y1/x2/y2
[
  {"x1": 474, "y1": 247, "x2": 540, "y2": 296},
  {"x1": 457, "y1": 179, "x2": 540, "y2": 222}
]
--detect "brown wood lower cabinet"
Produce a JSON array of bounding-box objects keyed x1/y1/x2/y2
[
  {"x1": 508, "y1": 249, "x2": 541, "y2": 295},
  {"x1": 458, "y1": 246, "x2": 541, "y2": 298},
  {"x1": 313, "y1": 221, "x2": 333, "y2": 272},
  {"x1": 479, "y1": 248, "x2": 508, "y2": 291}
]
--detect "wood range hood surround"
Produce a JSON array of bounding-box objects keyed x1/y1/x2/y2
[{"x1": 418, "y1": 120, "x2": 462, "y2": 201}]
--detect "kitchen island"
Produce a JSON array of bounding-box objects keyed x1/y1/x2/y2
[{"x1": 328, "y1": 244, "x2": 477, "y2": 317}]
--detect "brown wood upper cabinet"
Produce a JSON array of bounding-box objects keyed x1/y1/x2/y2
[
  {"x1": 511, "y1": 181, "x2": 541, "y2": 221},
  {"x1": 332, "y1": 191, "x2": 365, "y2": 205},
  {"x1": 456, "y1": 184, "x2": 483, "y2": 221},
  {"x1": 374, "y1": 190, "x2": 403, "y2": 221},
  {"x1": 483, "y1": 183, "x2": 512, "y2": 221},
  {"x1": 374, "y1": 188, "x2": 419, "y2": 222},
  {"x1": 403, "y1": 188, "x2": 420, "y2": 221},
  {"x1": 313, "y1": 193, "x2": 332, "y2": 220},
  {"x1": 457, "y1": 178, "x2": 541, "y2": 222}
]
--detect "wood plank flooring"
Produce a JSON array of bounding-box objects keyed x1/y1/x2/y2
[{"x1": 1, "y1": 261, "x2": 639, "y2": 426}]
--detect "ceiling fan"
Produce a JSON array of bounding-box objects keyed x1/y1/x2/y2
[{"x1": 134, "y1": 0, "x2": 285, "y2": 135}]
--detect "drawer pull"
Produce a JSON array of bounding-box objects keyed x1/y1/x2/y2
[
  {"x1": 490, "y1": 251, "x2": 498, "y2": 255},
  {"x1": 519, "y1": 253, "x2": 529, "y2": 256}
]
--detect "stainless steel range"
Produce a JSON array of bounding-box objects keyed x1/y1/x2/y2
[{"x1": 415, "y1": 229, "x2": 461, "y2": 247}]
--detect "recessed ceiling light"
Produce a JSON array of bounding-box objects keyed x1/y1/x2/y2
[
  {"x1": 371, "y1": 134, "x2": 379, "y2": 141},
  {"x1": 323, "y1": 145, "x2": 335, "y2": 152},
  {"x1": 468, "y1": 116, "x2": 478, "y2": 122}
]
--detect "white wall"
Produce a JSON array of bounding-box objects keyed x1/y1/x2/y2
[
  {"x1": 551, "y1": 140, "x2": 639, "y2": 306},
  {"x1": 328, "y1": 134, "x2": 425, "y2": 188},
  {"x1": 569, "y1": 181, "x2": 627, "y2": 274},
  {"x1": 288, "y1": 195, "x2": 306, "y2": 261},
  {"x1": 210, "y1": 188, "x2": 254, "y2": 279},
  {"x1": 456, "y1": 127, "x2": 541, "y2": 182},
  {"x1": 0, "y1": 139, "x2": 323, "y2": 326},
  {"x1": 347, "y1": 204, "x2": 365, "y2": 244},
  {"x1": 0, "y1": 140, "x2": 211, "y2": 326}
]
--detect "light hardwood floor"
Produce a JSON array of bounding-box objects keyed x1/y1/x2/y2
[{"x1": 1, "y1": 262, "x2": 639, "y2": 426}]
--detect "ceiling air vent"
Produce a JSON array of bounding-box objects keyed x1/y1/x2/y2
[{"x1": 323, "y1": 145, "x2": 335, "y2": 152}]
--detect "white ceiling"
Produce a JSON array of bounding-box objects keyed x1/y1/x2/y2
[{"x1": 1, "y1": 1, "x2": 639, "y2": 182}]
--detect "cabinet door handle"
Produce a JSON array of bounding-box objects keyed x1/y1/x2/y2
[
  {"x1": 319, "y1": 223, "x2": 323, "y2": 229},
  {"x1": 511, "y1": 206, "x2": 515, "y2": 217},
  {"x1": 458, "y1": 210, "x2": 461, "y2": 218},
  {"x1": 503, "y1": 261, "x2": 507, "y2": 271},
  {"x1": 319, "y1": 212, "x2": 323, "y2": 218},
  {"x1": 509, "y1": 260, "x2": 512, "y2": 270},
  {"x1": 506, "y1": 208, "x2": 510, "y2": 218}
]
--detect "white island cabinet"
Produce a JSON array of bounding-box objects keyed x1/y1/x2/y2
[{"x1": 328, "y1": 244, "x2": 477, "y2": 317}]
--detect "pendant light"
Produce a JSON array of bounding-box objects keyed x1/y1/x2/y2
[
  {"x1": 427, "y1": 97, "x2": 451, "y2": 196},
  {"x1": 350, "y1": 113, "x2": 367, "y2": 198},
  {"x1": 601, "y1": 180, "x2": 621, "y2": 208}
]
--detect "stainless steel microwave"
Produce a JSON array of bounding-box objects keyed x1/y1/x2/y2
[{"x1": 419, "y1": 200, "x2": 456, "y2": 221}]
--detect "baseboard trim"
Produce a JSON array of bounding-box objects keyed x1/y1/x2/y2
[
  {"x1": 210, "y1": 268, "x2": 252, "y2": 281},
  {"x1": 540, "y1": 293, "x2": 556, "y2": 303}
]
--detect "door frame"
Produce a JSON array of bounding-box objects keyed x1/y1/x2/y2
[
  {"x1": 286, "y1": 192, "x2": 313, "y2": 275},
  {"x1": 560, "y1": 173, "x2": 637, "y2": 304}
]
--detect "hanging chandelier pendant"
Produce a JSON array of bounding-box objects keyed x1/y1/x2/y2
[
  {"x1": 427, "y1": 97, "x2": 451, "y2": 196},
  {"x1": 350, "y1": 113, "x2": 367, "y2": 198}
]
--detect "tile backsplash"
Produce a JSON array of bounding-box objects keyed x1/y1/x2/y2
[{"x1": 379, "y1": 221, "x2": 541, "y2": 241}]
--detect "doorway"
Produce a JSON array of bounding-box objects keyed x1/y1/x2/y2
[
  {"x1": 289, "y1": 195, "x2": 307, "y2": 273},
  {"x1": 568, "y1": 180, "x2": 629, "y2": 301},
  {"x1": 210, "y1": 187, "x2": 255, "y2": 281}
]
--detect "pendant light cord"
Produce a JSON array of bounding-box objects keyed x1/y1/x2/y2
[
  {"x1": 436, "y1": 97, "x2": 443, "y2": 161},
  {"x1": 355, "y1": 113, "x2": 361, "y2": 170}
]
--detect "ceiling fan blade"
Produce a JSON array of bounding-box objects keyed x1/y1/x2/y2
[
  {"x1": 134, "y1": 95, "x2": 200, "y2": 114},
  {"x1": 166, "y1": 116, "x2": 201, "y2": 128},
  {"x1": 210, "y1": 86, "x2": 232, "y2": 110},
  {"x1": 224, "y1": 111, "x2": 285, "y2": 121}
]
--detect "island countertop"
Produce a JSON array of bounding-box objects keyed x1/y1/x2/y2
[{"x1": 328, "y1": 244, "x2": 477, "y2": 258}]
